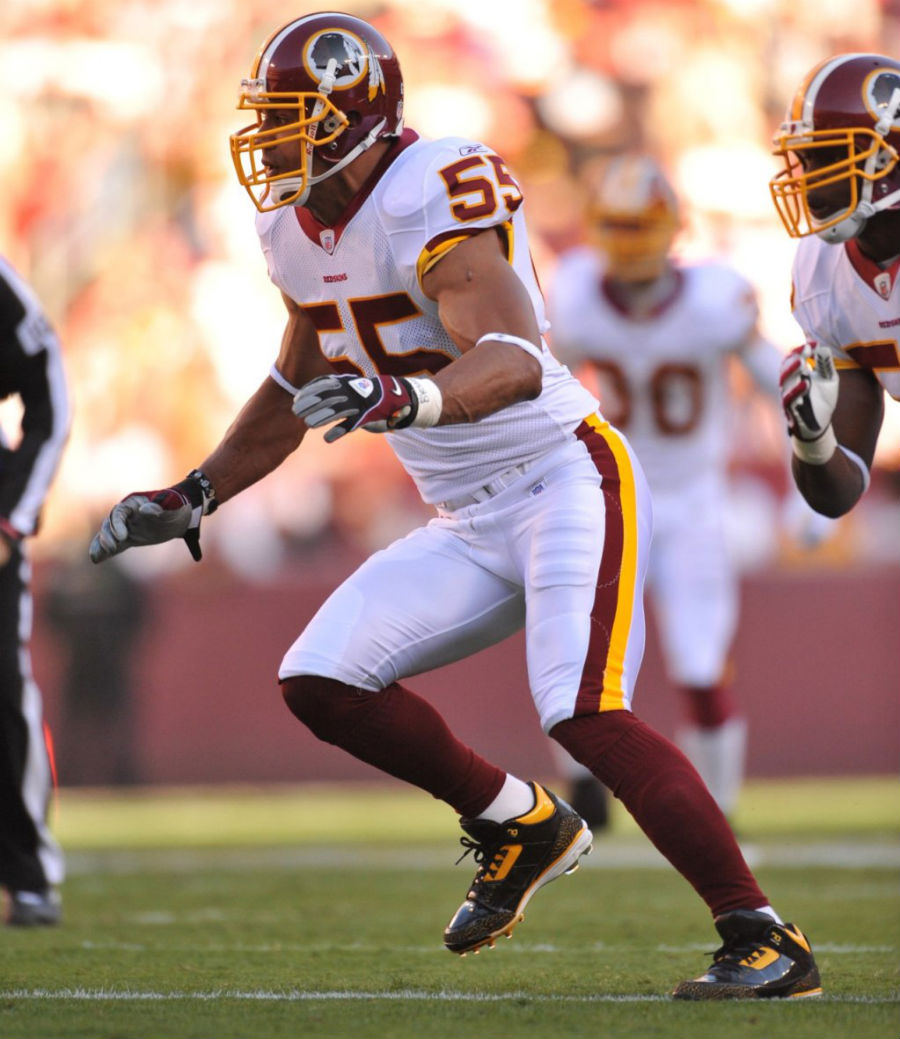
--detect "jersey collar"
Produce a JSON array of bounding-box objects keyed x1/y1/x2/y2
[
  {"x1": 845, "y1": 239, "x2": 900, "y2": 300},
  {"x1": 599, "y1": 267, "x2": 684, "y2": 319},
  {"x1": 294, "y1": 129, "x2": 420, "y2": 252}
]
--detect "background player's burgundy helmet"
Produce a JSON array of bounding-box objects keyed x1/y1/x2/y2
[{"x1": 587, "y1": 154, "x2": 681, "y2": 283}]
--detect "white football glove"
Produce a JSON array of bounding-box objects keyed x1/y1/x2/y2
[
  {"x1": 779, "y1": 344, "x2": 839, "y2": 463},
  {"x1": 779, "y1": 343, "x2": 838, "y2": 440}
]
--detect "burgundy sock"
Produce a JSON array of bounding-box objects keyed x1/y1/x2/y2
[
  {"x1": 552, "y1": 711, "x2": 766, "y2": 917},
  {"x1": 680, "y1": 684, "x2": 740, "y2": 729},
  {"x1": 282, "y1": 675, "x2": 505, "y2": 818}
]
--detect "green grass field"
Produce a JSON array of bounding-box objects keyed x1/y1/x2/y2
[{"x1": 1, "y1": 776, "x2": 897, "y2": 1038}]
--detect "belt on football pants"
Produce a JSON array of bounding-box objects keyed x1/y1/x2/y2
[{"x1": 437, "y1": 459, "x2": 537, "y2": 512}]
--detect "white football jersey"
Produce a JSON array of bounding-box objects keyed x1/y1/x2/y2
[
  {"x1": 256, "y1": 130, "x2": 597, "y2": 505},
  {"x1": 548, "y1": 249, "x2": 760, "y2": 494},
  {"x1": 790, "y1": 235, "x2": 900, "y2": 401}
]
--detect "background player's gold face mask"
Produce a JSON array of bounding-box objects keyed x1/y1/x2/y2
[{"x1": 587, "y1": 155, "x2": 680, "y2": 283}]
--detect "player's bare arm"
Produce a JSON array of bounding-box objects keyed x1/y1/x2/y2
[
  {"x1": 791, "y1": 367, "x2": 884, "y2": 517},
  {"x1": 292, "y1": 229, "x2": 545, "y2": 442},
  {"x1": 198, "y1": 294, "x2": 330, "y2": 504},
  {"x1": 736, "y1": 326, "x2": 782, "y2": 394},
  {"x1": 90, "y1": 294, "x2": 325, "y2": 564},
  {"x1": 422, "y1": 228, "x2": 543, "y2": 424}
]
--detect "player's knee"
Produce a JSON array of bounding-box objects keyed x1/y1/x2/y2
[
  {"x1": 551, "y1": 709, "x2": 640, "y2": 773},
  {"x1": 281, "y1": 674, "x2": 359, "y2": 744},
  {"x1": 678, "y1": 683, "x2": 739, "y2": 728}
]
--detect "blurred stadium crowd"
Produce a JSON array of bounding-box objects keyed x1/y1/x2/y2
[{"x1": 1, "y1": 0, "x2": 897, "y2": 581}]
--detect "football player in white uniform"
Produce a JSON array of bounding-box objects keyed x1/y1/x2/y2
[
  {"x1": 771, "y1": 53, "x2": 900, "y2": 516},
  {"x1": 90, "y1": 12, "x2": 820, "y2": 998},
  {"x1": 548, "y1": 155, "x2": 783, "y2": 825}
]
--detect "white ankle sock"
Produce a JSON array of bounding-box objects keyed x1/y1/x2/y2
[
  {"x1": 476, "y1": 775, "x2": 535, "y2": 823},
  {"x1": 756, "y1": 905, "x2": 784, "y2": 924}
]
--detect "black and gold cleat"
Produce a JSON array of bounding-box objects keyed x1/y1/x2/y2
[
  {"x1": 673, "y1": 909, "x2": 822, "y2": 1000},
  {"x1": 443, "y1": 782, "x2": 592, "y2": 955}
]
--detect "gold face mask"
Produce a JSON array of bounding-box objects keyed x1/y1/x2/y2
[
  {"x1": 588, "y1": 155, "x2": 680, "y2": 283},
  {"x1": 230, "y1": 88, "x2": 349, "y2": 212},
  {"x1": 591, "y1": 208, "x2": 679, "y2": 283},
  {"x1": 770, "y1": 126, "x2": 898, "y2": 239}
]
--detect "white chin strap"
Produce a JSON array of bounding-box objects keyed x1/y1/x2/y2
[
  {"x1": 817, "y1": 202, "x2": 876, "y2": 243},
  {"x1": 816, "y1": 181, "x2": 900, "y2": 243},
  {"x1": 281, "y1": 54, "x2": 387, "y2": 209},
  {"x1": 290, "y1": 118, "x2": 388, "y2": 208}
]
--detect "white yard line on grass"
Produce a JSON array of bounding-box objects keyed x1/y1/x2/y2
[
  {"x1": 75, "y1": 939, "x2": 898, "y2": 955},
  {"x1": 64, "y1": 839, "x2": 900, "y2": 875},
  {"x1": 1, "y1": 988, "x2": 897, "y2": 1004}
]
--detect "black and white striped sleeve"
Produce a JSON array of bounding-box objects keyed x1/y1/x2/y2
[{"x1": 0, "y1": 257, "x2": 71, "y2": 539}]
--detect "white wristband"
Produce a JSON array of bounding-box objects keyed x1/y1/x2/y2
[
  {"x1": 838, "y1": 445, "x2": 871, "y2": 493},
  {"x1": 269, "y1": 364, "x2": 302, "y2": 396},
  {"x1": 475, "y1": 332, "x2": 544, "y2": 363},
  {"x1": 791, "y1": 424, "x2": 838, "y2": 465},
  {"x1": 406, "y1": 376, "x2": 443, "y2": 428}
]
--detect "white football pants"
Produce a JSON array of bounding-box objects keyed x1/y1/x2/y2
[
  {"x1": 647, "y1": 476, "x2": 738, "y2": 688},
  {"x1": 280, "y1": 424, "x2": 653, "y2": 733}
]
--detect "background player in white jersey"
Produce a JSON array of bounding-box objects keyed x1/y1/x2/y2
[
  {"x1": 548, "y1": 155, "x2": 785, "y2": 824},
  {"x1": 89, "y1": 12, "x2": 820, "y2": 999},
  {"x1": 771, "y1": 53, "x2": 900, "y2": 516}
]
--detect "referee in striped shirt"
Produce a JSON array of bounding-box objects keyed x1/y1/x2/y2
[{"x1": 0, "y1": 256, "x2": 70, "y2": 926}]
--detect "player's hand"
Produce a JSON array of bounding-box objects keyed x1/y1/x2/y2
[
  {"x1": 90, "y1": 474, "x2": 213, "y2": 564},
  {"x1": 779, "y1": 343, "x2": 839, "y2": 442},
  {"x1": 292, "y1": 373, "x2": 436, "y2": 443}
]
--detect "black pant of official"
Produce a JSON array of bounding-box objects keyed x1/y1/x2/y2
[{"x1": 0, "y1": 545, "x2": 63, "y2": 895}]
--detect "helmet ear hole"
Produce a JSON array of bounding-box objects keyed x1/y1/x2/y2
[{"x1": 325, "y1": 111, "x2": 360, "y2": 150}]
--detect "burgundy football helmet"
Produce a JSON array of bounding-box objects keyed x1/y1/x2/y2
[
  {"x1": 588, "y1": 155, "x2": 680, "y2": 282},
  {"x1": 230, "y1": 12, "x2": 404, "y2": 211},
  {"x1": 770, "y1": 53, "x2": 900, "y2": 242}
]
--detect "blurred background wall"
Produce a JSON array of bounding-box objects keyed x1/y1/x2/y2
[
  {"x1": 1, "y1": 0, "x2": 897, "y2": 786},
  {"x1": 30, "y1": 559, "x2": 900, "y2": 785}
]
